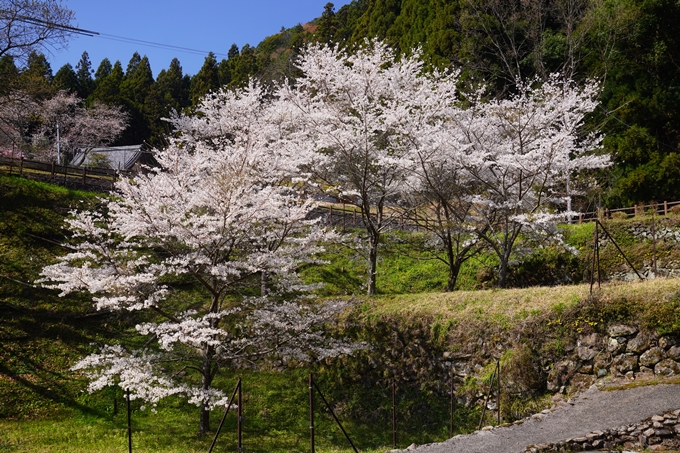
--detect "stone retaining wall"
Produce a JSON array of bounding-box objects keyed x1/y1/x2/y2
[
  {"x1": 523, "y1": 409, "x2": 680, "y2": 452},
  {"x1": 547, "y1": 325, "x2": 680, "y2": 393}
]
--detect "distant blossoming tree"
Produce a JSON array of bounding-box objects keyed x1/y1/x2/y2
[
  {"x1": 282, "y1": 40, "x2": 460, "y2": 295},
  {"x1": 0, "y1": 90, "x2": 127, "y2": 162},
  {"x1": 34, "y1": 91, "x2": 128, "y2": 162},
  {"x1": 457, "y1": 76, "x2": 610, "y2": 287},
  {"x1": 40, "y1": 83, "x2": 354, "y2": 434}
]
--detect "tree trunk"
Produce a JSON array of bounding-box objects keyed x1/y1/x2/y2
[
  {"x1": 497, "y1": 249, "x2": 511, "y2": 288},
  {"x1": 261, "y1": 270, "x2": 269, "y2": 296},
  {"x1": 198, "y1": 345, "x2": 214, "y2": 434},
  {"x1": 367, "y1": 232, "x2": 378, "y2": 296},
  {"x1": 446, "y1": 261, "x2": 461, "y2": 292}
]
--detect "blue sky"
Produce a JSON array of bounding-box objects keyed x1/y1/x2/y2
[{"x1": 46, "y1": 0, "x2": 349, "y2": 78}]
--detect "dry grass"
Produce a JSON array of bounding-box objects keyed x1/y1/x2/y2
[{"x1": 361, "y1": 277, "x2": 680, "y2": 324}]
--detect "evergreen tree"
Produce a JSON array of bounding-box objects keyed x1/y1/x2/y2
[
  {"x1": 228, "y1": 43, "x2": 240, "y2": 60},
  {"x1": 229, "y1": 44, "x2": 258, "y2": 88},
  {"x1": 595, "y1": 0, "x2": 680, "y2": 204},
  {"x1": 217, "y1": 58, "x2": 231, "y2": 86},
  {"x1": 190, "y1": 52, "x2": 220, "y2": 106},
  {"x1": 157, "y1": 58, "x2": 190, "y2": 112},
  {"x1": 75, "y1": 51, "x2": 95, "y2": 99},
  {"x1": 18, "y1": 52, "x2": 54, "y2": 99},
  {"x1": 91, "y1": 61, "x2": 124, "y2": 106},
  {"x1": 52, "y1": 64, "x2": 79, "y2": 93},
  {"x1": 0, "y1": 55, "x2": 19, "y2": 95},
  {"x1": 351, "y1": 0, "x2": 401, "y2": 45},
  {"x1": 316, "y1": 2, "x2": 337, "y2": 43},
  {"x1": 94, "y1": 58, "x2": 113, "y2": 82},
  {"x1": 119, "y1": 53, "x2": 155, "y2": 144}
]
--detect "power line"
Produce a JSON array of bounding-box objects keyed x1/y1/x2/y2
[
  {"x1": 12, "y1": 14, "x2": 99, "y2": 37},
  {"x1": 96, "y1": 33, "x2": 229, "y2": 58},
  {"x1": 11, "y1": 14, "x2": 229, "y2": 59}
]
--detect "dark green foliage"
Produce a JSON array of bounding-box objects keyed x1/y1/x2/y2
[
  {"x1": 119, "y1": 53, "x2": 155, "y2": 144},
  {"x1": 18, "y1": 51, "x2": 54, "y2": 99},
  {"x1": 506, "y1": 247, "x2": 585, "y2": 288},
  {"x1": 190, "y1": 52, "x2": 220, "y2": 106},
  {"x1": 52, "y1": 63, "x2": 79, "y2": 93},
  {"x1": 0, "y1": 55, "x2": 19, "y2": 95},
  {"x1": 75, "y1": 51, "x2": 95, "y2": 99},
  {"x1": 316, "y1": 2, "x2": 338, "y2": 44},
  {"x1": 596, "y1": 0, "x2": 680, "y2": 205},
  {"x1": 90, "y1": 60, "x2": 123, "y2": 106}
]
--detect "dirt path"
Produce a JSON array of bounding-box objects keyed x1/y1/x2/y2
[{"x1": 407, "y1": 383, "x2": 680, "y2": 453}]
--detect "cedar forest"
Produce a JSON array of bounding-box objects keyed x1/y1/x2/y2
[{"x1": 2, "y1": 0, "x2": 680, "y2": 208}]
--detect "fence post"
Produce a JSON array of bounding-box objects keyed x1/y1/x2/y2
[
  {"x1": 82, "y1": 167, "x2": 86, "y2": 188},
  {"x1": 208, "y1": 378, "x2": 241, "y2": 453},
  {"x1": 392, "y1": 378, "x2": 397, "y2": 449},
  {"x1": 342, "y1": 203, "x2": 346, "y2": 230},
  {"x1": 310, "y1": 376, "x2": 359, "y2": 453},
  {"x1": 664, "y1": 201, "x2": 668, "y2": 216},
  {"x1": 496, "y1": 361, "x2": 501, "y2": 425},
  {"x1": 652, "y1": 203, "x2": 658, "y2": 275},
  {"x1": 238, "y1": 377, "x2": 243, "y2": 453},
  {"x1": 449, "y1": 368, "x2": 454, "y2": 438},
  {"x1": 309, "y1": 374, "x2": 315, "y2": 453},
  {"x1": 126, "y1": 388, "x2": 132, "y2": 453},
  {"x1": 19, "y1": 157, "x2": 23, "y2": 176}
]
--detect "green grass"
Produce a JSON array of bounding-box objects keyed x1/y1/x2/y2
[{"x1": 3, "y1": 176, "x2": 680, "y2": 452}]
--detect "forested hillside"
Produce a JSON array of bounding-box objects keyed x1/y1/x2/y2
[{"x1": 2, "y1": 0, "x2": 679, "y2": 207}]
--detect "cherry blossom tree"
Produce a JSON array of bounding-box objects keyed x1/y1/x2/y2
[
  {"x1": 40, "y1": 82, "x2": 354, "y2": 434},
  {"x1": 403, "y1": 95, "x2": 488, "y2": 291},
  {"x1": 0, "y1": 89, "x2": 127, "y2": 161},
  {"x1": 33, "y1": 91, "x2": 127, "y2": 162},
  {"x1": 457, "y1": 76, "x2": 609, "y2": 287},
  {"x1": 0, "y1": 0, "x2": 76, "y2": 64},
  {"x1": 282, "y1": 41, "x2": 460, "y2": 295}
]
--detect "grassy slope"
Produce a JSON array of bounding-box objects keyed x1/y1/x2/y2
[{"x1": 1, "y1": 175, "x2": 680, "y2": 452}]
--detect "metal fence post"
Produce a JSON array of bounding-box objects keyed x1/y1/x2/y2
[
  {"x1": 496, "y1": 361, "x2": 501, "y2": 425},
  {"x1": 449, "y1": 369, "x2": 454, "y2": 438},
  {"x1": 238, "y1": 378, "x2": 243, "y2": 453},
  {"x1": 309, "y1": 374, "x2": 315, "y2": 453},
  {"x1": 208, "y1": 378, "x2": 241, "y2": 453},
  {"x1": 392, "y1": 378, "x2": 397, "y2": 449},
  {"x1": 126, "y1": 388, "x2": 132, "y2": 453}
]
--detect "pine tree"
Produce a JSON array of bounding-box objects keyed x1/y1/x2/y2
[{"x1": 0, "y1": 55, "x2": 19, "y2": 95}]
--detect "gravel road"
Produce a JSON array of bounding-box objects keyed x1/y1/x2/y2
[{"x1": 405, "y1": 383, "x2": 680, "y2": 453}]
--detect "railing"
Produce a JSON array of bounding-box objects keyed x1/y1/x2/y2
[
  {"x1": 571, "y1": 200, "x2": 680, "y2": 224},
  {"x1": 0, "y1": 156, "x2": 130, "y2": 192}
]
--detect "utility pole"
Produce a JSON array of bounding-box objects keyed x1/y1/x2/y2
[{"x1": 56, "y1": 122, "x2": 61, "y2": 165}]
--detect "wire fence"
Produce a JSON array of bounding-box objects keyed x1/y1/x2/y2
[{"x1": 121, "y1": 371, "x2": 501, "y2": 453}]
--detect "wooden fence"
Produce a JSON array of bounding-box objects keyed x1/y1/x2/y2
[
  {"x1": 571, "y1": 200, "x2": 680, "y2": 224},
  {"x1": 2, "y1": 155, "x2": 679, "y2": 226},
  {"x1": 0, "y1": 156, "x2": 127, "y2": 192}
]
